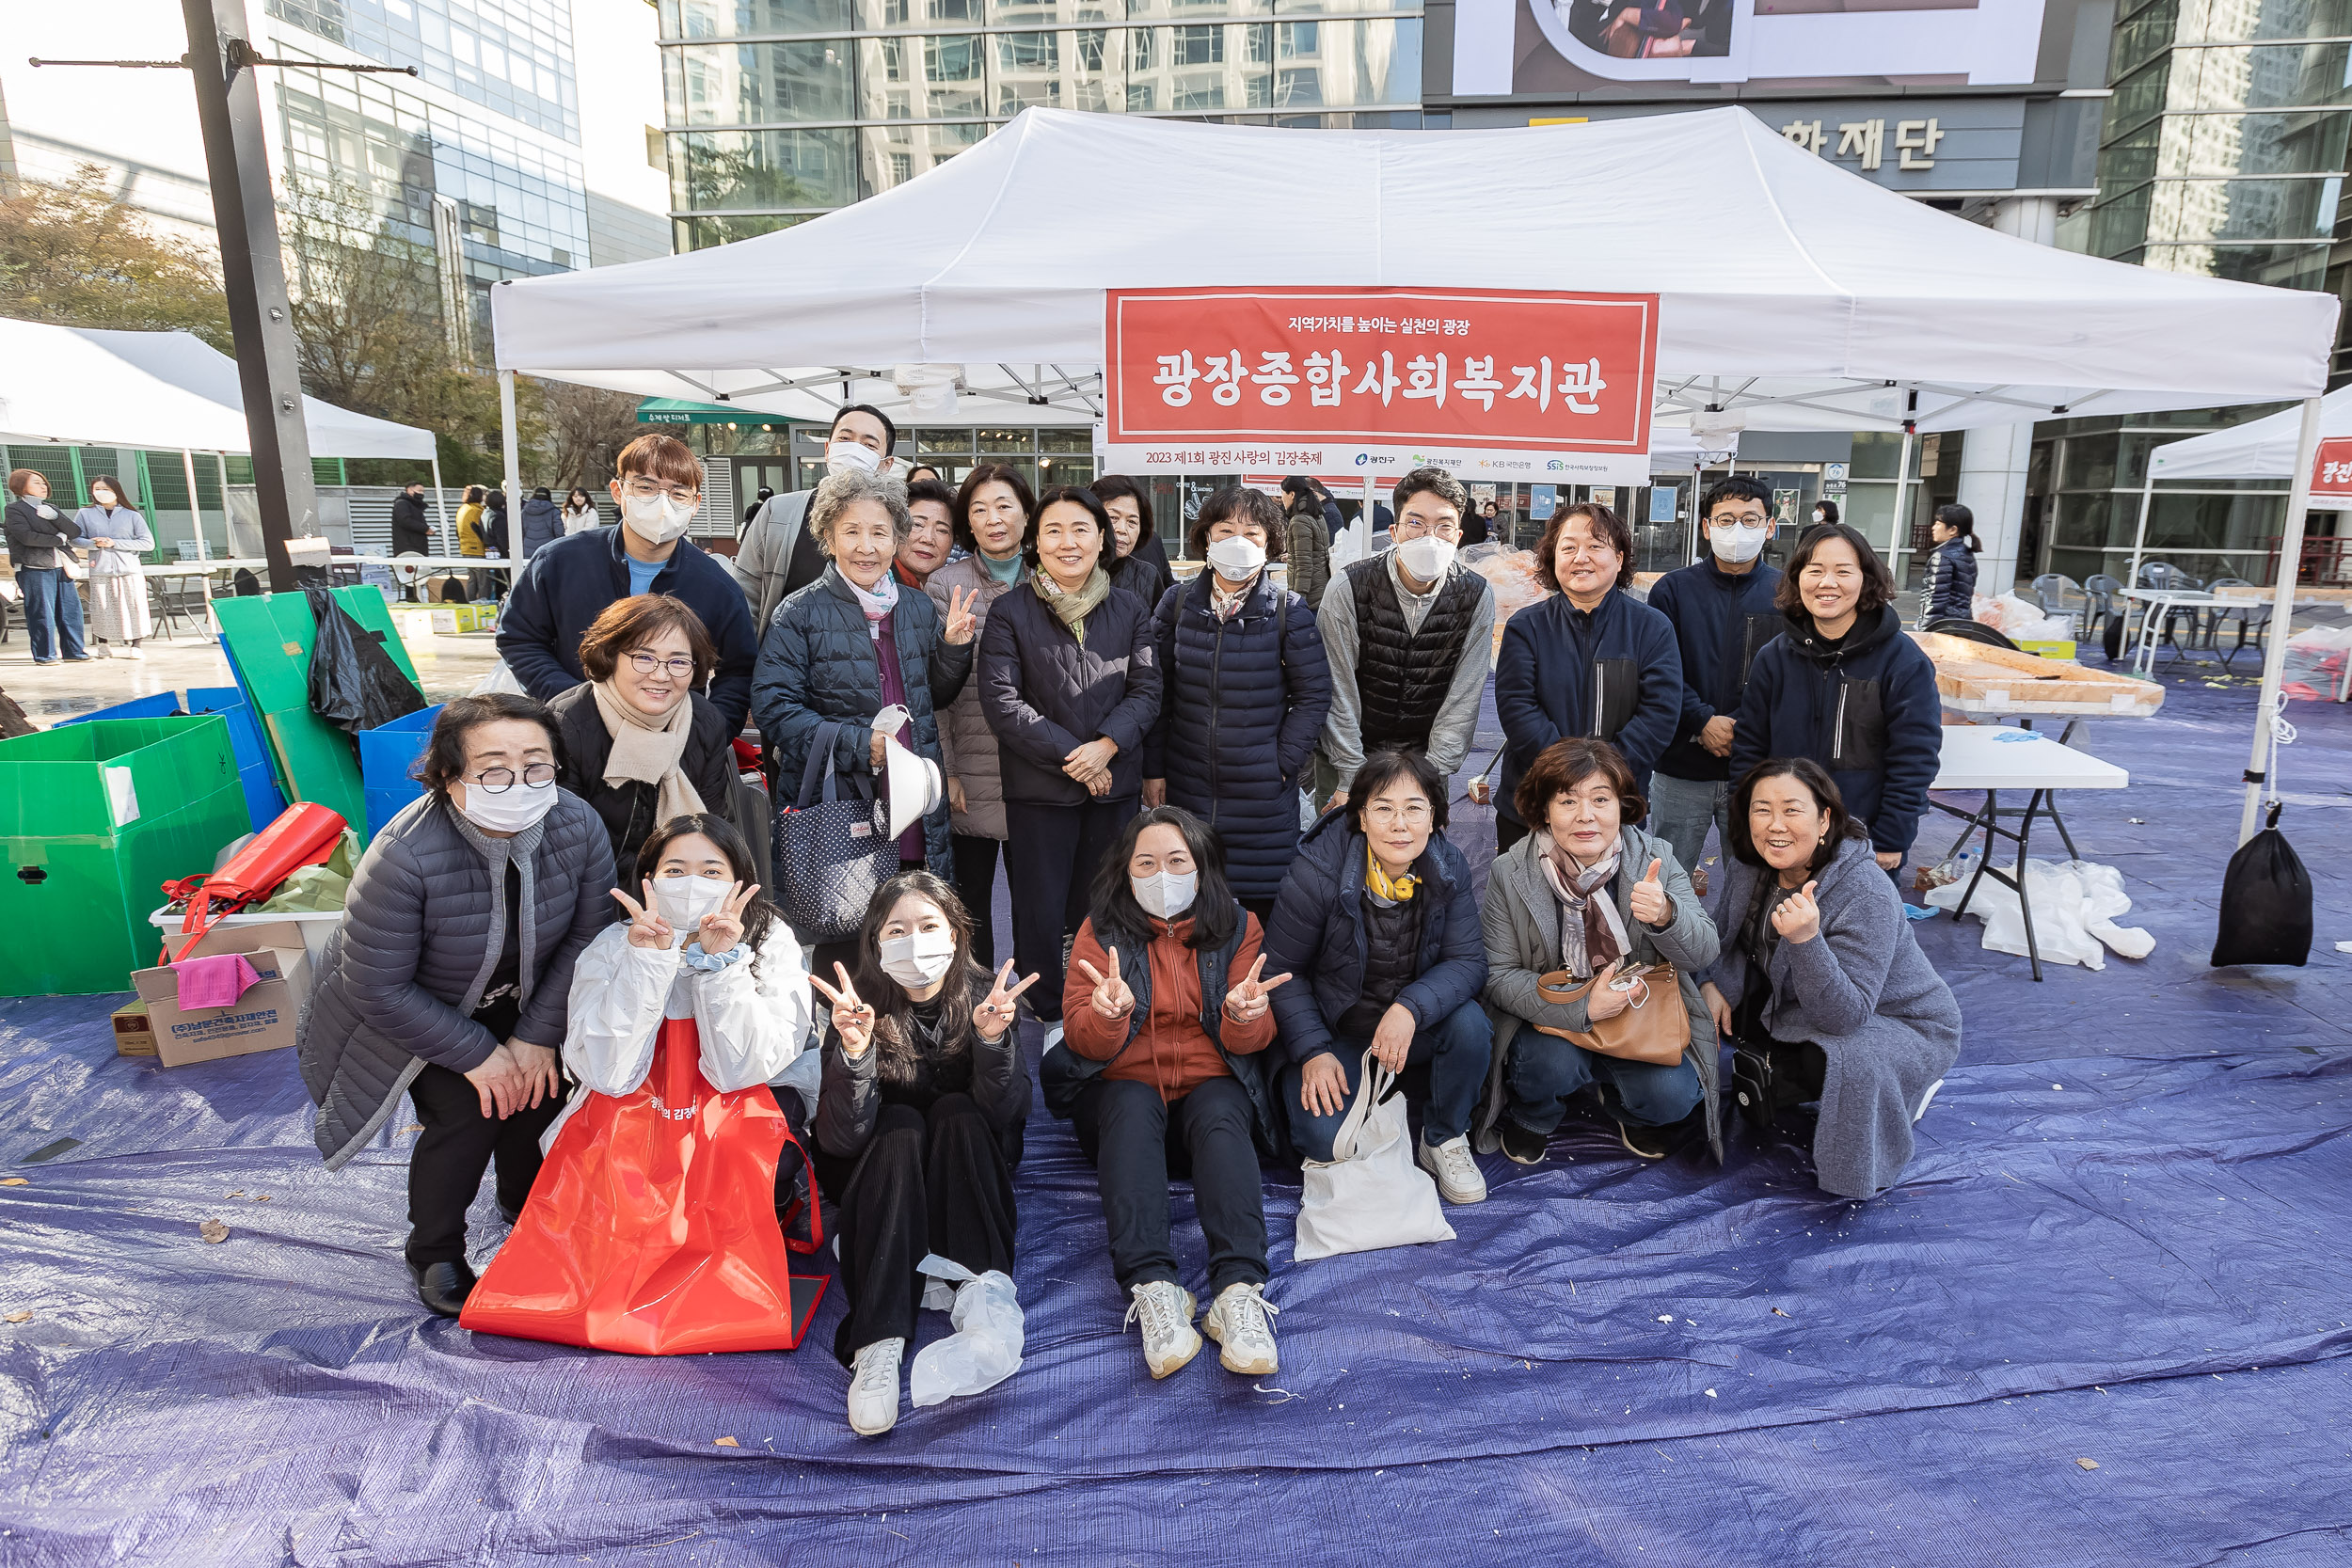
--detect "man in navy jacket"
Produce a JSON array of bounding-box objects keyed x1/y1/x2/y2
[
  {"x1": 496, "y1": 435, "x2": 760, "y2": 733},
  {"x1": 1643, "y1": 476, "x2": 1785, "y2": 876}
]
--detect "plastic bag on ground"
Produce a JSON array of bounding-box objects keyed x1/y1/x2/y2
[
  {"x1": 909, "y1": 1256, "x2": 1024, "y2": 1408},
  {"x1": 1924, "y1": 858, "x2": 2154, "y2": 969},
  {"x1": 1971, "y1": 592, "x2": 2071, "y2": 642},
  {"x1": 2280, "y1": 626, "x2": 2352, "y2": 701}
]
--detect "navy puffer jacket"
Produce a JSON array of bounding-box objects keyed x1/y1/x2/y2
[
  {"x1": 1921, "y1": 537, "x2": 1979, "y2": 623},
  {"x1": 977, "y1": 578, "x2": 1162, "y2": 806},
  {"x1": 1262, "y1": 809, "x2": 1488, "y2": 1068},
  {"x1": 1145, "y1": 573, "x2": 1333, "y2": 901},
  {"x1": 751, "y1": 564, "x2": 972, "y2": 877}
]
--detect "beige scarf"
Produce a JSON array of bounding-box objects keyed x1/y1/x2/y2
[
  {"x1": 592, "y1": 681, "x2": 706, "y2": 825},
  {"x1": 1035, "y1": 565, "x2": 1111, "y2": 641}
]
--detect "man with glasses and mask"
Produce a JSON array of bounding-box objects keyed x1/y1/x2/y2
[
  {"x1": 1312, "y1": 467, "x2": 1496, "y2": 811},
  {"x1": 1640, "y1": 475, "x2": 1784, "y2": 878},
  {"x1": 499, "y1": 433, "x2": 760, "y2": 733},
  {"x1": 730, "y1": 404, "x2": 899, "y2": 631}
]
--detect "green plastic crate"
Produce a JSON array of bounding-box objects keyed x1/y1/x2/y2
[{"x1": 0, "y1": 716, "x2": 250, "y2": 995}]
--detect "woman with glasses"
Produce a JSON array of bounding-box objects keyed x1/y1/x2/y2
[
  {"x1": 1262, "y1": 747, "x2": 1493, "y2": 1207},
  {"x1": 1492, "y1": 502, "x2": 1683, "y2": 856},
  {"x1": 298, "y1": 694, "x2": 615, "y2": 1318},
  {"x1": 548, "y1": 594, "x2": 742, "y2": 877},
  {"x1": 753, "y1": 467, "x2": 980, "y2": 981}
]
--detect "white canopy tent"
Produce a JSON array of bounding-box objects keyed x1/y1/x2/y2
[
  {"x1": 2122, "y1": 385, "x2": 2352, "y2": 590},
  {"x1": 0, "y1": 318, "x2": 448, "y2": 554},
  {"x1": 492, "y1": 105, "x2": 2337, "y2": 840}
]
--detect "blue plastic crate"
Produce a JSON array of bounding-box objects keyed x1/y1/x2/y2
[{"x1": 356, "y1": 704, "x2": 442, "y2": 839}]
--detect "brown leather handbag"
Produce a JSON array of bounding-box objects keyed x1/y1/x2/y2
[{"x1": 1533, "y1": 962, "x2": 1691, "y2": 1065}]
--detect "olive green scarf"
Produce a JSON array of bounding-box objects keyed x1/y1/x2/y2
[{"x1": 1035, "y1": 565, "x2": 1110, "y2": 641}]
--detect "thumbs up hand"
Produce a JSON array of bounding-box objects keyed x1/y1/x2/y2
[{"x1": 1629, "y1": 857, "x2": 1672, "y2": 929}]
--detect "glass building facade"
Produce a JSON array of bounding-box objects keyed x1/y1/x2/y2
[
  {"x1": 267, "y1": 0, "x2": 582, "y2": 138},
  {"x1": 657, "y1": 0, "x2": 1425, "y2": 250}
]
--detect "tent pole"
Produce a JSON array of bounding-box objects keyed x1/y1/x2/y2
[
  {"x1": 1359, "y1": 474, "x2": 1374, "y2": 559},
  {"x1": 430, "y1": 453, "x2": 452, "y2": 556},
  {"x1": 2126, "y1": 465, "x2": 2155, "y2": 591},
  {"x1": 1888, "y1": 425, "x2": 1915, "y2": 582},
  {"x1": 215, "y1": 451, "x2": 234, "y2": 560},
  {"x1": 2238, "y1": 393, "x2": 2324, "y2": 845},
  {"x1": 179, "y1": 449, "x2": 209, "y2": 563},
  {"x1": 499, "y1": 371, "x2": 522, "y2": 536}
]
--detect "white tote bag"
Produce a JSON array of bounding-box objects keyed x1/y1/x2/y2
[{"x1": 1293, "y1": 1047, "x2": 1456, "y2": 1261}]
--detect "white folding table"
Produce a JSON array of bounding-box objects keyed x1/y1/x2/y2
[{"x1": 1929, "y1": 727, "x2": 2129, "y2": 981}]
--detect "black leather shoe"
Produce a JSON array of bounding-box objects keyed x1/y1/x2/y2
[
  {"x1": 1498, "y1": 1117, "x2": 1549, "y2": 1166},
  {"x1": 412, "y1": 1259, "x2": 479, "y2": 1317}
]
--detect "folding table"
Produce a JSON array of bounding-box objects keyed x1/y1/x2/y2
[{"x1": 1928, "y1": 727, "x2": 2129, "y2": 981}]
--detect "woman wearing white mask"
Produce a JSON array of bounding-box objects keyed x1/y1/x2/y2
[
  {"x1": 460, "y1": 813, "x2": 813, "y2": 1352},
  {"x1": 498, "y1": 434, "x2": 762, "y2": 733},
  {"x1": 1046, "y1": 808, "x2": 1288, "y2": 1382},
  {"x1": 1493, "y1": 502, "x2": 1684, "y2": 855},
  {"x1": 808, "y1": 871, "x2": 1034, "y2": 1436},
  {"x1": 297, "y1": 694, "x2": 615, "y2": 1318},
  {"x1": 1142, "y1": 486, "x2": 1333, "y2": 921},
  {"x1": 73, "y1": 474, "x2": 155, "y2": 657}
]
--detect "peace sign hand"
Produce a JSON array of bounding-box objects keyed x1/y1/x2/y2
[
  {"x1": 1073, "y1": 947, "x2": 1136, "y2": 1020},
  {"x1": 941, "y1": 584, "x2": 979, "y2": 645},
  {"x1": 697, "y1": 881, "x2": 759, "y2": 954},
  {"x1": 974, "y1": 959, "x2": 1041, "y2": 1039},
  {"x1": 1771, "y1": 880, "x2": 1822, "y2": 945},
  {"x1": 1629, "y1": 857, "x2": 1672, "y2": 929},
  {"x1": 611, "y1": 879, "x2": 676, "y2": 950},
  {"x1": 1221, "y1": 952, "x2": 1293, "y2": 1024},
  {"x1": 810, "y1": 962, "x2": 877, "y2": 1056}
]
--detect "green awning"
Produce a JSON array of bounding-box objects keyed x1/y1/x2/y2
[{"x1": 634, "y1": 398, "x2": 809, "y2": 426}]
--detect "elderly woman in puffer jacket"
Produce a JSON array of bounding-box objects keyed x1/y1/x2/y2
[
  {"x1": 297, "y1": 694, "x2": 614, "y2": 1320},
  {"x1": 1143, "y1": 485, "x2": 1331, "y2": 922},
  {"x1": 752, "y1": 467, "x2": 978, "y2": 979}
]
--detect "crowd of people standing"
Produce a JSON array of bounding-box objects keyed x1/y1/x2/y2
[{"x1": 296, "y1": 407, "x2": 1962, "y2": 1441}]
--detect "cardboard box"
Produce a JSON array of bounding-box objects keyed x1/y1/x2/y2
[
  {"x1": 131, "y1": 926, "x2": 314, "y2": 1069},
  {"x1": 112, "y1": 1000, "x2": 156, "y2": 1056},
  {"x1": 427, "y1": 603, "x2": 499, "y2": 636}
]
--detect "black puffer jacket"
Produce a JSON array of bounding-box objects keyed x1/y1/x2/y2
[
  {"x1": 298, "y1": 790, "x2": 613, "y2": 1168},
  {"x1": 751, "y1": 564, "x2": 971, "y2": 876},
  {"x1": 519, "y1": 496, "x2": 564, "y2": 558},
  {"x1": 977, "y1": 576, "x2": 1161, "y2": 806},
  {"x1": 548, "y1": 682, "x2": 739, "y2": 879}
]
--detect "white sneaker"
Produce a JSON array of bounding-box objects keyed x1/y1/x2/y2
[
  {"x1": 120, "y1": 646, "x2": 145, "y2": 660},
  {"x1": 847, "y1": 1338, "x2": 904, "y2": 1436},
  {"x1": 1201, "y1": 1282, "x2": 1280, "y2": 1375},
  {"x1": 1123, "y1": 1280, "x2": 1200, "y2": 1378},
  {"x1": 1418, "y1": 1132, "x2": 1488, "y2": 1204}
]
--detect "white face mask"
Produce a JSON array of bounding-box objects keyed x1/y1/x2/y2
[
  {"x1": 654, "y1": 872, "x2": 730, "y2": 933},
  {"x1": 1710, "y1": 523, "x2": 1769, "y2": 564},
  {"x1": 1131, "y1": 869, "x2": 1198, "y2": 920},
  {"x1": 457, "y1": 776, "x2": 558, "y2": 834},
  {"x1": 879, "y1": 929, "x2": 959, "y2": 990},
  {"x1": 1205, "y1": 534, "x2": 1266, "y2": 580},
  {"x1": 827, "y1": 441, "x2": 882, "y2": 476},
  {"x1": 1394, "y1": 535, "x2": 1455, "y2": 583},
  {"x1": 624, "y1": 491, "x2": 696, "y2": 546}
]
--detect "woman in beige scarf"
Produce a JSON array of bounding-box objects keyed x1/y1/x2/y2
[{"x1": 548, "y1": 595, "x2": 743, "y2": 879}]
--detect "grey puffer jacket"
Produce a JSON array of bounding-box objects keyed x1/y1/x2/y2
[
  {"x1": 923, "y1": 553, "x2": 1026, "y2": 841},
  {"x1": 298, "y1": 790, "x2": 614, "y2": 1169},
  {"x1": 1476, "y1": 824, "x2": 1723, "y2": 1163},
  {"x1": 752, "y1": 563, "x2": 972, "y2": 877}
]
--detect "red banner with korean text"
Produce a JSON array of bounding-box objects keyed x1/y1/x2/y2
[
  {"x1": 2312, "y1": 436, "x2": 2352, "y2": 501},
  {"x1": 1102, "y1": 287, "x2": 1659, "y2": 484}
]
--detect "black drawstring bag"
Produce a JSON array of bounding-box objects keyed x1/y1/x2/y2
[
  {"x1": 305, "y1": 585, "x2": 429, "y2": 736},
  {"x1": 2210, "y1": 801, "x2": 2312, "y2": 968}
]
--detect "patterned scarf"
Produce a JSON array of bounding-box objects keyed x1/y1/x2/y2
[
  {"x1": 848, "y1": 568, "x2": 899, "y2": 641},
  {"x1": 1209, "y1": 569, "x2": 1259, "y2": 623},
  {"x1": 1534, "y1": 830, "x2": 1629, "y2": 980},
  {"x1": 1035, "y1": 565, "x2": 1110, "y2": 641},
  {"x1": 1365, "y1": 844, "x2": 1420, "y2": 906}
]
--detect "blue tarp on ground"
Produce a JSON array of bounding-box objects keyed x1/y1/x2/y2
[{"x1": 3, "y1": 671, "x2": 2349, "y2": 1565}]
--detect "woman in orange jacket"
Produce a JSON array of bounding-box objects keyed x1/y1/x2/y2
[{"x1": 1041, "y1": 806, "x2": 1292, "y2": 1383}]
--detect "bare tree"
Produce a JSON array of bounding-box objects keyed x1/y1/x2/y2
[
  {"x1": 0, "y1": 165, "x2": 231, "y2": 347},
  {"x1": 535, "y1": 381, "x2": 647, "y2": 492}
]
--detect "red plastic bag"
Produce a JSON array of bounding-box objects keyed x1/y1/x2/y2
[
  {"x1": 162, "y1": 800, "x2": 347, "y2": 960},
  {"x1": 460, "y1": 1017, "x2": 827, "y2": 1354}
]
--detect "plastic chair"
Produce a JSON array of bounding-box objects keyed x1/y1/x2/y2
[
  {"x1": 2030, "y1": 573, "x2": 2086, "y2": 637},
  {"x1": 2083, "y1": 574, "x2": 2126, "y2": 656},
  {"x1": 1923, "y1": 616, "x2": 2021, "y2": 651},
  {"x1": 2202, "y1": 577, "x2": 2271, "y2": 668},
  {"x1": 2135, "y1": 562, "x2": 2204, "y2": 651}
]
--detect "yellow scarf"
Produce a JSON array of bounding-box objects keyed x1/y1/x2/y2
[{"x1": 1365, "y1": 845, "x2": 1420, "y2": 903}]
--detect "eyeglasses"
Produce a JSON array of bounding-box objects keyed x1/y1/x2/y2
[
  {"x1": 467, "y1": 764, "x2": 557, "y2": 793},
  {"x1": 626, "y1": 652, "x2": 696, "y2": 679},
  {"x1": 1395, "y1": 520, "x2": 1461, "y2": 541},
  {"x1": 621, "y1": 478, "x2": 700, "y2": 505},
  {"x1": 1708, "y1": 514, "x2": 1770, "y2": 529},
  {"x1": 1364, "y1": 800, "x2": 1433, "y2": 827}
]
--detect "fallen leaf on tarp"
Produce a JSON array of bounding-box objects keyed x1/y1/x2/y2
[
  {"x1": 4, "y1": 1311, "x2": 29, "y2": 1323},
  {"x1": 0, "y1": 1178, "x2": 26, "y2": 1187},
  {"x1": 1704, "y1": 1388, "x2": 1718, "y2": 1398},
  {"x1": 2076, "y1": 1458, "x2": 2100, "y2": 1471},
  {"x1": 404, "y1": 1124, "x2": 424, "y2": 1133},
  {"x1": 199, "y1": 1219, "x2": 230, "y2": 1243},
  {"x1": 227, "y1": 1190, "x2": 245, "y2": 1197},
  {"x1": 712, "y1": 1436, "x2": 739, "y2": 1448},
  {"x1": 1772, "y1": 1307, "x2": 1791, "y2": 1318},
  {"x1": 253, "y1": 1195, "x2": 271, "y2": 1202},
  {"x1": 1657, "y1": 1314, "x2": 1674, "y2": 1323}
]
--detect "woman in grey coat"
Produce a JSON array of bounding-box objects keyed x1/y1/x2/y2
[
  {"x1": 1701, "y1": 757, "x2": 1962, "y2": 1198},
  {"x1": 297, "y1": 693, "x2": 615, "y2": 1317},
  {"x1": 1476, "y1": 737, "x2": 1723, "y2": 1165}
]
